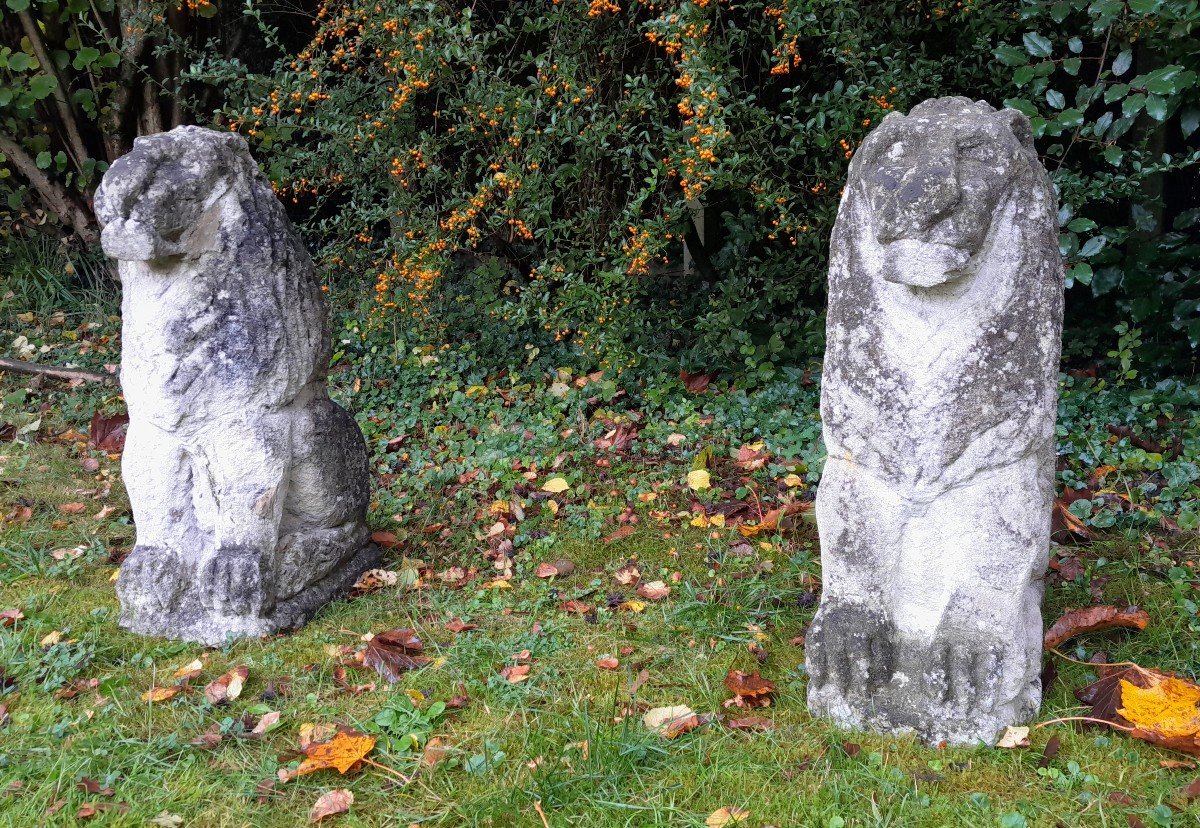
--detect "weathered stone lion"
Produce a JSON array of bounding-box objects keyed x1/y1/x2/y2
[
  {"x1": 96, "y1": 126, "x2": 378, "y2": 645},
  {"x1": 805, "y1": 98, "x2": 1063, "y2": 745}
]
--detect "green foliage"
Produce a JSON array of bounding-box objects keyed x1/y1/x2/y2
[
  {"x1": 996, "y1": 0, "x2": 1200, "y2": 357},
  {"x1": 194, "y1": 0, "x2": 1018, "y2": 379}
]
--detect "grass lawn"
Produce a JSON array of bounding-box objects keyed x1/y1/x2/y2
[{"x1": 2, "y1": 416, "x2": 1200, "y2": 828}]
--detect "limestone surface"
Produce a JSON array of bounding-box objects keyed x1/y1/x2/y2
[
  {"x1": 805, "y1": 97, "x2": 1063, "y2": 745},
  {"x1": 95, "y1": 126, "x2": 378, "y2": 645}
]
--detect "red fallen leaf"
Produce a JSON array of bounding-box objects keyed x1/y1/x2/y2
[
  {"x1": 1051, "y1": 499, "x2": 1096, "y2": 543},
  {"x1": 560, "y1": 599, "x2": 594, "y2": 615},
  {"x1": 726, "y1": 716, "x2": 774, "y2": 731},
  {"x1": 842, "y1": 741, "x2": 862, "y2": 757},
  {"x1": 680, "y1": 370, "x2": 712, "y2": 394},
  {"x1": 76, "y1": 802, "x2": 128, "y2": 819},
  {"x1": 724, "y1": 670, "x2": 776, "y2": 707},
  {"x1": 445, "y1": 618, "x2": 478, "y2": 633},
  {"x1": 604, "y1": 525, "x2": 636, "y2": 545},
  {"x1": 204, "y1": 666, "x2": 249, "y2": 705},
  {"x1": 88, "y1": 410, "x2": 129, "y2": 452},
  {"x1": 535, "y1": 559, "x2": 575, "y2": 578},
  {"x1": 369, "y1": 531, "x2": 403, "y2": 549},
  {"x1": 76, "y1": 778, "x2": 114, "y2": 797},
  {"x1": 1128, "y1": 728, "x2": 1200, "y2": 757},
  {"x1": 363, "y1": 629, "x2": 430, "y2": 683},
  {"x1": 637, "y1": 581, "x2": 670, "y2": 601},
  {"x1": 1044, "y1": 605, "x2": 1149, "y2": 650},
  {"x1": 58, "y1": 502, "x2": 86, "y2": 514},
  {"x1": 191, "y1": 725, "x2": 223, "y2": 749},
  {"x1": 500, "y1": 664, "x2": 531, "y2": 683},
  {"x1": 446, "y1": 685, "x2": 470, "y2": 709},
  {"x1": 1108, "y1": 791, "x2": 1135, "y2": 806},
  {"x1": 0, "y1": 609, "x2": 24, "y2": 627},
  {"x1": 1050, "y1": 554, "x2": 1086, "y2": 582},
  {"x1": 596, "y1": 656, "x2": 619, "y2": 670}
]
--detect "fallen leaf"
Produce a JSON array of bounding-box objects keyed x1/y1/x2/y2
[
  {"x1": 1051, "y1": 498, "x2": 1096, "y2": 543},
  {"x1": 142, "y1": 686, "x2": 181, "y2": 703},
  {"x1": 613, "y1": 562, "x2": 641, "y2": 585},
  {"x1": 76, "y1": 778, "x2": 115, "y2": 797},
  {"x1": 686, "y1": 469, "x2": 711, "y2": 491},
  {"x1": 560, "y1": 599, "x2": 593, "y2": 615},
  {"x1": 148, "y1": 812, "x2": 184, "y2": 827},
  {"x1": 445, "y1": 618, "x2": 478, "y2": 633},
  {"x1": 190, "y1": 725, "x2": 223, "y2": 749},
  {"x1": 0, "y1": 609, "x2": 23, "y2": 627},
  {"x1": 501, "y1": 664, "x2": 531, "y2": 683},
  {"x1": 643, "y1": 705, "x2": 708, "y2": 738},
  {"x1": 666, "y1": 433, "x2": 686, "y2": 447},
  {"x1": 1108, "y1": 791, "x2": 1135, "y2": 806},
  {"x1": 173, "y1": 660, "x2": 204, "y2": 682},
  {"x1": 300, "y1": 723, "x2": 338, "y2": 750},
  {"x1": 58, "y1": 502, "x2": 86, "y2": 514},
  {"x1": 1161, "y1": 760, "x2": 1197, "y2": 770},
  {"x1": 680, "y1": 370, "x2": 712, "y2": 394},
  {"x1": 1044, "y1": 606, "x2": 1149, "y2": 650},
  {"x1": 40, "y1": 630, "x2": 62, "y2": 647},
  {"x1": 89, "y1": 411, "x2": 129, "y2": 452},
  {"x1": 204, "y1": 666, "x2": 249, "y2": 705},
  {"x1": 619, "y1": 599, "x2": 646, "y2": 613},
  {"x1": 996, "y1": 726, "x2": 1030, "y2": 748},
  {"x1": 706, "y1": 806, "x2": 750, "y2": 827},
  {"x1": 724, "y1": 670, "x2": 776, "y2": 708},
  {"x1": 1039, "y1": 734, "x2": 1061, "y2": 768},
  {"x1": 370, "y1": 531, "x2": 403, "y2": 549},
  {"x1": 251, "y1": 711, "x2": 281, "y2": 736},
  {"x1": 1180, "y1": 778, "x2": 1200, "y2": 802},
  {"x1": 535, "y1": 559, "x2": 575, "y2": 578},
  {"x1": 363, "y1": 629, "x2": 430, "y2": 683},
  {"x1": 842, "y1": 741, "x2": 862, "y2": 758},
  {"x1": 596, "y1": 656, "x2": 619, "y2": 670},
  {"x1": 1119, "y1": 674, "x2": 1200, "y2": 742},
  {"x1": 637, "y1": 581, "x2": 670, "y2": 601},
  {"x1": 351, "y1": 568, "x2": 399, "y2": 595},
  {"x1": 604, "y1": 525, "x2": 636, "y2": 545},
  {"x1": 296, "y1": 730, "x2": 376, "y2": 776},
  {"x1": 309, "y1": 789, "x2": 353, "y2": 822},
  {"x1": 422, "y1": 737, "x2": 448, "y2": 768},
  {"x1": 541, "y1": 477, "x2": 570, "y2": 494}
]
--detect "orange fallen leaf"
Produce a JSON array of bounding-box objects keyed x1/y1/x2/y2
[
  {"x1": 596, "y1": 656, "x2": 619, "y2": 670},
  {"x1": 445, "y1": 618, "x2": 478, "y2": 633},
  {"x1": 309, "y1": 789, "x2": 353, "y2": 822},
  {"x1": 300, "y1": 723, "x2": 338, "y2": 749},
  {"x1": 1051, "y1": 499, "x2": 1096, "y2": 543},
  {"x1": 204, "y1": 666, "x2": 249, "y2": 705},
  {"x1": 296, "y1": 730, "x2": 376, "y2": 776},
  {"x1": 370, "y1": 531, "x2": 403, "y2": 549},
  {"x1": 604, "y1": 525, "x2": 636, "y2": 545},
  {"x1": 1119, "y1": 674, "x2": 1200, "y2": 746},
  {"x1": 142, "y1": 686, "x2": 180, "y2": 703},
  {"x1": 560, "y1": 599, "x2": 593, "y2": 615},
  {"x1": 706, "y1": 806, "x2": 750, "y2": 827},
  {"x1": 724, "y1": 670, "x2": 776, "y2": 708},
  {"x1": 59, "y1": 502, "x2": 86, "y2": 515},
  {"x1": 1044, "y1": 606, "x2": 1149, "y2": 650}
]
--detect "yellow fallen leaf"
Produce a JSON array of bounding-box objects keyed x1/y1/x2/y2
[
  {"x1": 541, "y1": 477, "x2": 570, "y2": 494},
  {"x1": 546, "y1": 499, "x2": 559, "y2": 515},
  {"x1": 783, "y1": 474, "x2": 803, "y2": 487},
  {"x1": 482, "y1": 579, "x2": 511, "y2": 590},
  {"x1": 709, "y1": 514, "x2": 725, "y2": 528},
  {"x1": 142, "y1": 686, "x2": 181, "y2": 703},
  {"x1": 620, "y1": 599, "x2": 647, "y2": 613},
  {"x1": 40, "y1": 630, "x2": 62, "y2": 647},
  {"x1": 296, "y1": 730, "x2": 377, "y2": 776},
  {"x1": 690, "y1": 514, "x2": 710, "y2": 528},
  {"x1": 686, "y1": 469, "x2": 711, "y2": 491},
  {"x1": 996, "y1": 726, "x2": 1030, "y2": 748},
  {"x1": 706, "y1": 806, "x2": 751, "y2": 827},
  {"x1": 1119, "y1": 675, "x2": 1200, "y2": 739}
]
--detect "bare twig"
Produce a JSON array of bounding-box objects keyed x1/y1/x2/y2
[
  {"x1": 0, "y1": 132, "x2": 97, "y2": 244},
  {"x1": 0, "y1": 357, "x2": 114, "y2": 385}
]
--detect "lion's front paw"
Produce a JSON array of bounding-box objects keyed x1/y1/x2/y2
[
  {"x1": 200, "y1": 546, "x2": 272, "y2": 618},
  {"x1": 925, "y1": 639, "x2": 1002, "y2": 713},
  {"x1": 807, "y1": 603, "x2": 896, "y2": 697},
  {"x1": 116, "y1": 545, "x2": 183, "y2": 612}
]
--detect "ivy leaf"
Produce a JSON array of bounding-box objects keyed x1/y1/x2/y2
[
  {"x1": 1112, "y1": 50, "x2": 1132, "y2": 77},
  {"x1": 1023, "y1": 32, "x2": 1053, "y2": 59},
  {"x1": 1068, "y1": 262, "x2": 1093, "y2": 287},
  {"x1": 1079, "y1": 236, "x2": 1107, "y2": 258},
  {"x1": 1046, "y1": 89, "x2": 1066, "y2": 110}
]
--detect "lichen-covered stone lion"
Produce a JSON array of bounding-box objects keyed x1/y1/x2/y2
[
  {"x1": 805, "y1": 98, "x2": 1063, "y2": 745},
  {"x1": 95, "y1": 126, "x2": 378, "y2": 645}
]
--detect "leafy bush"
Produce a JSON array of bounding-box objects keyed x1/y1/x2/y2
[{"x1": 195, "y1": 0, "x2": 1018, "y2": 379}]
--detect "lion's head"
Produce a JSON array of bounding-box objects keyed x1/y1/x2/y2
[
  {"x1": 850, "y1": 97, "x2": 1043, "y2": 289},
  {"x1": 95, "y1": 127, "x2": 256, "y2": 262}
]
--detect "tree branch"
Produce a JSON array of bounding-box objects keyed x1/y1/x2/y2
[
  {"x1": 0, "y1": 357, "x2": 114, "y2": 385},
  {"x1": 0, "y1": 132, "x2": 98, "y2": 245},
  {"x1": 17, "y1": 9, "x2": 90, "y2": 170}
]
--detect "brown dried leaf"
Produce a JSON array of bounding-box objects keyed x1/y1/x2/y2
[
  {"x1": 362, "y1": 629, "x2": 430, "y2": 683},
  {"x1": 142, "y1": 686, "x2": 181, "y2": 703},
  {"x1": 596, "y1": 656, "x2": 619, "y2": 670},
  {"x1": 1051, "y1": 499, "x2": 1096, "y2": 543},
  {"x1": 604, "y1": 525, "x2": 636, "y2": 545},
  {"x1": 500, "y1": 664, "x2": 531, "y2": 684},
  {"x1": 726, "y1": 716, "x2": 774, "y2": 731},
  {"x1": 445, "y1": 618, "x2": 478, "y2": 633},
  {"x1": 309, "y1": 789, "x2": 353, "y2": 822},
  {"x1": 1044, "y1": 606, "x2": 1149, "y2": 650},
  {"x1": 560, "y1": 599, "x2": 594, "y2": 615},
  {"x1": 59, "y1": 502, "x2": 86, "y2": 514},
  {"x1": 637, "y1": 581, "x2": 670, "y2": 601},
  {"x1": 204, "y1": 666, "x2": 249, "y2": 705},
  {"x1": 88, "y1": 411, "x2": 129, "y2": 452},
  {"x1": 724, "y1": 670, "x2": 776, "y2": 708},
  {"x1": 680, "y1": 370, "x2": 712, "y2": 394},
  {"x1": 369, "y1": 531, "x2": 403, "y2": 549},
  {"x1": 614, "y1": 562, "x2": 641, "y2": 586},
  {"x1": 76, "y1": 778, "x2": 114, "y2": 797}
]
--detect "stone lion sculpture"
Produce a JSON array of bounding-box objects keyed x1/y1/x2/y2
[
  {"x1": 95, "y1": 126, "x2": 378, "y2": 645},
  {"x1": 805, "y1": 98, "x2": 1063, "y2": 745}
]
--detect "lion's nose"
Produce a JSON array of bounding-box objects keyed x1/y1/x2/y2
[{"x1": 897, "y1": 162, "x2": 960, "y2": 230}]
